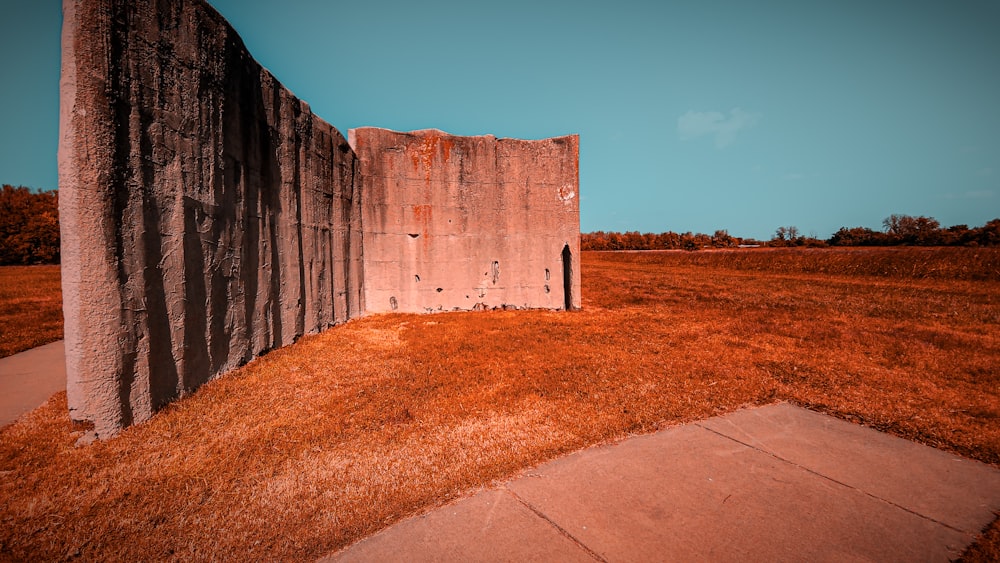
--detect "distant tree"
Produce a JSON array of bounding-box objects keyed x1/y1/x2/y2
[
  {"x1": 655, "y1": 231, "x2": 681, "y2": 249},
  {"x1": 0, "y1": 185, "x2": 60, "y2": 265},
  {"x1": 828, "y1": 226, "x2": 884, "y2": 246},
  {"x1": 974, "y1": 219, "x2": 1000, "y2": 246},
  {"x1": 771, "y1": 226, "x2": 801, "y2": 247},
  {"x1": 909, "y1": 216, "x2": 942, "y2": 245},
  {"x1": 881, "y1": 214, "x2": 901, "y2": 238},
  {"x1": 622, "y1": 231, "x2": 650, "y2": 250},
  {"x1": 939, "y1": 224, "x2": 972, "y2": 246},
  {"x1": 799, "y1": 236, "x2": 828, "y2": 248},
  {"x1": 711, "y1": 229, "x2": 736, "y2": 248},
  {"x1": 882, "y1": 214, "x2": 941, "y2": 245},
  {"x1": 606, "y1": 231, "x2": 625, "y2": 250}
]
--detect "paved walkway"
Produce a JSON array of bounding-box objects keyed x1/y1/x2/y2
[
  {"x1": 0, "y1": 340, "x2": 66, "y2": 427},
  {"x1": 324, "y1": 403, "x2": 1000, "y2": 562},
  {"x1": 3, "y1": 344, "x2": 1000, "y2": 560}
]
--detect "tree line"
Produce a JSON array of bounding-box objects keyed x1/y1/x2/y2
[
  {"x1": 2, "y1": 185, "x2": 998, "y2": 263},
  {"x1": 582, "y1": 215, "x2": 1000, "y2": 251},
  {"x1": 0, "y1": 185, "x2": 60, "y2": 265}
]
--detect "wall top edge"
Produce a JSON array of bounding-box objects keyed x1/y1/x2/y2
[{"x1": 348, "y1": 127, "x2": 579, "y2": 145}]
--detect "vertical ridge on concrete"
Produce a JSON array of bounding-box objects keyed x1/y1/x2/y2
[
  {"x1": 351, "y1": 128, "x2": 581, "y2": 314},
  {"x1": 59, "y1": 0, "x2": 361, "y2": 437}
]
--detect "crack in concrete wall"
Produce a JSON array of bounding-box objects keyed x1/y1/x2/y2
[{"x1": 59, "y1": 0, "x2": 579, "y2": 438}]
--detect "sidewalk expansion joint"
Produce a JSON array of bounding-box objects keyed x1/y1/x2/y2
[
  {"x1": 503, "y1": 487, "x2": 608, "y2": 563},
  {"x1": 694, "y1": 422, "x2": 970, "y2": 536}
]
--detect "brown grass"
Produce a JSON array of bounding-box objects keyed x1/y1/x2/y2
[
  {"x1": 1, "y1": 248, "x2": 998, "y2": 560},
  {"x1": 624, "y1": 246, "x2": 1000, "y2": 281},
  {"x1": 0, "y1": 265, "x2": 62, "y2": 358}
]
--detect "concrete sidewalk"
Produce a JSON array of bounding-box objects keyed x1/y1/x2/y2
[
  {"x1": 0, "y1": 340, "x2": 66, "y2": 427},
  {"x1": 324, "y1": 403, "x2": 1000, "y2": 562}
]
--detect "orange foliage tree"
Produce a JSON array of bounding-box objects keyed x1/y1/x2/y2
[{"x1": 0, "y1": 185, "x2": 60, "y2": 265}]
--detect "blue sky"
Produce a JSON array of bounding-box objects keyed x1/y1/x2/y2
[{"x1": 1, "y1": 0, "x2": 997, "y2": 240}]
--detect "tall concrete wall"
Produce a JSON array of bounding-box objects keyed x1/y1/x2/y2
[
  {"x1": 351, "y1": 128, "x2": 580, "y2": 314},
  {"x1": 58, "y1": 0, "x2": 361, "y2": 438},
  {"x1": 59, "y1": 0, "x2": 580, "y2": 438}
]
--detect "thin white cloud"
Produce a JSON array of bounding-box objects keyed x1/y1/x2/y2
[
  {"x1": 677, "y1": 108, "x2": 761, "y2": 148},
  {"x1": 783, "y1": 172, "x2": 805, "y2": 181}
]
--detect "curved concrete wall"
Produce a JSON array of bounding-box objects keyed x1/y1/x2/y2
[{"x1": 59, "y1": 0, "x2": 579, "y2": 438}]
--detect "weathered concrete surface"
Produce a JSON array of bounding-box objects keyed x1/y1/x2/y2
[
  {"x1": 351, "y1": 128, "x2": 580, "y2": 314},
  {"x1": 325, "y1": 403, "x2": 1000, "y2": 562},
  {"x1": 59, "y1": 0, "x2": 580, "y2": 437},
  {"x1": 59, "y1": 0, "x2": 361, "y2": 437}
]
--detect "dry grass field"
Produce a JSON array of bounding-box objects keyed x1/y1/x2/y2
[
  {"x1": 0, "y1": 265, "x2": 62, "y2": 358},
  {"x1": 1, "y1": 248, "x2": 998, "y2": 560}
]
